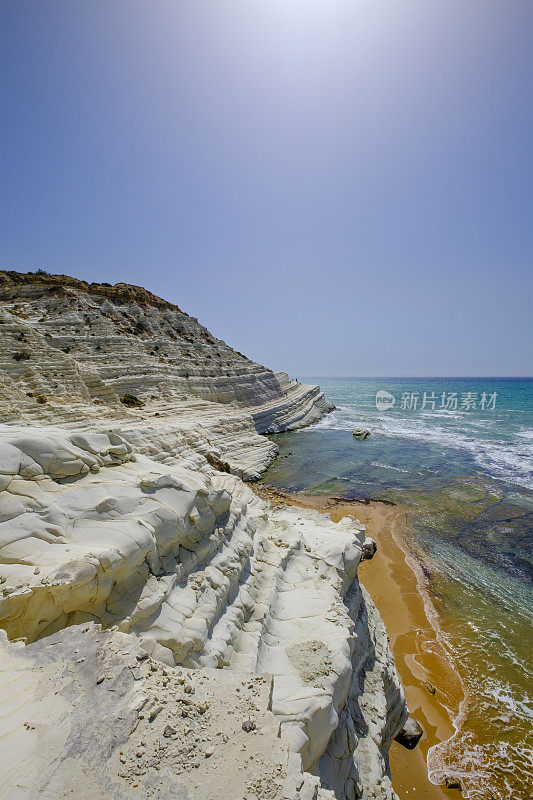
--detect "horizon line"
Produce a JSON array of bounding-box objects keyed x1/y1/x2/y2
[{"x1": 294, "y1": 375, "x2": 533, "y2": 380}]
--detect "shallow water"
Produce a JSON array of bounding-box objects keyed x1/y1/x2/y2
[{"x1": 261, "y1": 377, "x2": 533, "y2": 800}]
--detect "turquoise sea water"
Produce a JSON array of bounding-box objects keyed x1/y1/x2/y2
[{"x1": 262, "y1": 377, "x2": 532, "y2": 800}]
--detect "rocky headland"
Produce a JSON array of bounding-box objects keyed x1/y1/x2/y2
[{"x1": 0, "y1": 271, "x2": 413, "y2": 800}]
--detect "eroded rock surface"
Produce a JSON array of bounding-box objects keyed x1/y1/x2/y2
[
  {"x1": 0, "y1": 625, "x2": 319, "y2": 800},
  {"x1": 0, "y1": 272, "x2": 407, "y2": 800},
  {"x1": 0, "y1": 270, "x2": 333, "y2": 437}
]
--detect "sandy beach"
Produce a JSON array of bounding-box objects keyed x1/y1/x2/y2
[{"x1": 253, "y1": 486, "x2": 466, "y2": 799}]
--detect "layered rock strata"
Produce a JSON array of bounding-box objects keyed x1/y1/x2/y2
[
  {"x1": 0, "y1": 272, "x2": 408, "y2": 800},
  {"x1": 0, "y1": 270, "x2": 333, "y2": 434}
]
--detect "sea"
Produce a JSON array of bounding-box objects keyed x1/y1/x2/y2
[{"x1": 260, "y1": 377, "x2": 532, "y2": 800}]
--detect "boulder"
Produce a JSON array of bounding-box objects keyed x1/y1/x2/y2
[
  {"x1": 352, "y1": 428, "x2": 370, "y2": 440},
  {"x1": 121, "y1": 393, "x2": 144, "y2": 408},
  {"x1": 361, "y1": 537, "x2": 377, "y2": 561},
  {"x1": 445, "y1": 776, "x2": 462, "y2": 790},
  {"x1": 394, "y1": 716, "x2": 423, "y2": 749}
]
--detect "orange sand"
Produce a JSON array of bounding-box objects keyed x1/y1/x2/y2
[{"x1": 253, "y1": 486, "x2": 465, "y2": 799}]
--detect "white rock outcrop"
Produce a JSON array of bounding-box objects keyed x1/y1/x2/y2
[
  {"x1": 0, "y1": 272, "x2": 407, "y2": 800},
  {"x1": 0, "y1": 271, "x2": 333, "y2": 434}
]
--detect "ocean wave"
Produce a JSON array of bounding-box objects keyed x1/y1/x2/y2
[
  {"x1": 516, "y1": 428, "x2": 533, "y2": 442},
  {"x1": 312, "y1": 408, "x2": 533, "y2": 490},
  {"x1": 370, "y1": 461, "x2": 412, "y2": 474},
  {"x1": 483, "y1": 678, "x2": 533, "y2": 721},
  {"x1": 429, "y1": 731, "x2": 533, "y2": 800}
]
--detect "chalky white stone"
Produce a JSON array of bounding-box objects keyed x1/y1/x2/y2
[{"x1": 0, "y1": 272, "x2": 407, "y2": 800}]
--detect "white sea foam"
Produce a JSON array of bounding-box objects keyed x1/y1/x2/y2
[
  {"x1": 311, "y1": 407, "x2": 533, "y2": 490},
  {"x1": 483, "y1": 678, "x2": 533, "y2": 721},
  {"x1": 370, "y1": 461, "x2": 412, "y2": 474},
  {"x1": 429, "y1": 731, "x2": 533, "y2": 800},
  {"x1": 307, "y1": 387, "x2": 533, "y2": 799}
]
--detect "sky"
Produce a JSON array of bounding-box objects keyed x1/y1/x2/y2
[{"x1": 1, "y1": 1, "x2": 532, "y2": 377}]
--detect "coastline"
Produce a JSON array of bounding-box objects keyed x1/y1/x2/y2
[
  {"x1": 3, "y1": 276, "x2": 529, "y2": 798},
  {"x1": 253, "y1": 485, "x2": 466, "y2": 799}
]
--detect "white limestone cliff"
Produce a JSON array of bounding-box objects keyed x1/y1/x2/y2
[
  {"x1": 0, "y1": 270, "x2": 333, "y2": 435},
  {"x1": 0, "y1": 272, "x2": 407, "y2": 800}
]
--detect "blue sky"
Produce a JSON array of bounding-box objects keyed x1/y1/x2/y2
[{"x1": 1, "y1": 1, "x2": 531, "y2": 376}]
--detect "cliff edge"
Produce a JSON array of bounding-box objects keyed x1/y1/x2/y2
[
  {"x1": 0, "y1": 271, "x2": 408, "y2": 800},
  {"x1": 0, "y1": 270, "x2": 333, "y2": 435}
]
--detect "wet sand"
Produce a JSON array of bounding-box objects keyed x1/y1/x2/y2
[{"x1": 253, "y1": 486, "x2": 466, "y2": 799}]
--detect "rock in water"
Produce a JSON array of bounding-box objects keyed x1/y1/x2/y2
[
  {"x1": 352, "y1": 428, "x2": 370, "y2": 439},
  {"x1": 394, "y1": 717, "x2": 424, "y2": 749},
  {"x1": 445, "y1": 776, "x2": 463, "y2": 790}
]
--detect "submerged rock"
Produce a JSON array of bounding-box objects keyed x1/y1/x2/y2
[{"x1": 445, "y1": 776, "x2": 462, "y2": 790}]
